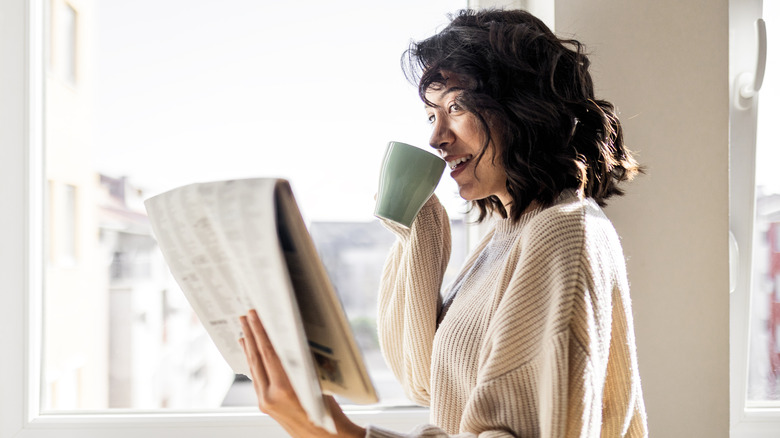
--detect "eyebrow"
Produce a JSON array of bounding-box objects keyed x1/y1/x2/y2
[{"x1": 424, "y1": 86, "x2": 465, "y2": 108}]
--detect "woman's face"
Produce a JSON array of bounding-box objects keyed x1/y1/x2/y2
[{"x1": 425, "y1": 75, "x2": 511, "y2": 210}]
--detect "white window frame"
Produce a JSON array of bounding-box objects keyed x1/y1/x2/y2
[
  {"x1": 0, "y1": 0, "x2": 428, "y2": 436},
  {"x1": 730, "y1": 0, "x2": 780, "y2": 435}
]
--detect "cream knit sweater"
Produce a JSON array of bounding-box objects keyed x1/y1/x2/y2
[{"x1": 366, "y1": 192, "x2": 648, "y2": 438}]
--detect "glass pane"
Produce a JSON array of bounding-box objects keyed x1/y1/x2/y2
[
  {"x1": 747, "y1": 1, "x2": 780, "y2": 404},
  {"x1": 43, "y1": 0, "x2": 468, "y2": 411}
]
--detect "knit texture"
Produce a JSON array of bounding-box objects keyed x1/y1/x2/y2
[{"x1": 366, "y1": 193, "x2": 648, "y2": 438}]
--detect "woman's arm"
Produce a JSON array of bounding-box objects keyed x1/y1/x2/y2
[{"x1": 376, "y1": 195, "x2": 451, "y2": 405}]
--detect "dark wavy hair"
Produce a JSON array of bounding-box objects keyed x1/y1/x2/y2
[{"x1": 403, "y1": 8, "x2": 642, "y2": 222}]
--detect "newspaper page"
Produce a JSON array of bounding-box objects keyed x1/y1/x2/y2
[{"x1": 144, "y1": 178, "x2": 334, "y2": 432}]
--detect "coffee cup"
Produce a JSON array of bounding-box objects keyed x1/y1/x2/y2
[{"x1": 374, "y1": 141, "x2": 446, "y2": 227}]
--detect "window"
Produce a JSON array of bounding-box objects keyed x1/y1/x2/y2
[
  {"x1": 746, "y1": 2, "x2": 780, "y2": 405},
  {"x1": 731, "y1": 0, "x2": 780, "y2": 434},
  {"x1": 43, "y1": 0, "x2": 471, "y2": 413},
  {"x1": 2, "y1": 0, "x2": 478, "y2": 436},
  {"x1": 5, "y1": 0, "x2": 560, "y2": 436}
]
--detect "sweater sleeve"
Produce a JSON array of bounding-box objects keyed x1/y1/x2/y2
[{"x1": 376, "y1": 195, "x2": 451, "y2": 406}]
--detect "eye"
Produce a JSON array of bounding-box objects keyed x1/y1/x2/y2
[
  {"x1": 448, "y1": 102, "x2": 462, "y2": 113},
  {"x1": 427, "y1": 113, "x2": 436, "y2": 124}
]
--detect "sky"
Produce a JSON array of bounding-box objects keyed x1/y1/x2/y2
[{"x1": 92, "y1": 0, "x2": 469, "y2": 223}]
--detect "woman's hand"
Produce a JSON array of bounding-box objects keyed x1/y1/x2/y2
[{"x1": 239, "y1": 309, "x2": 366, "y2": 438}]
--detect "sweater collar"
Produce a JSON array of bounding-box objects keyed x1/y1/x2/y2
[
  {"x1": 492, "y1": 189, "x2": 581, "y2": 238},
  {"x1": 492, "y1": 206, "x2": 541, "y2": 239}
]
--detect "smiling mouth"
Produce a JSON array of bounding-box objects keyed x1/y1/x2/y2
[{"x1": 447, "y1": 155, "x2": 472, "y2": 170}]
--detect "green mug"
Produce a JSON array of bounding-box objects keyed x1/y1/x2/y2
[{"x1": 374, "y1": 141, "x2": 446, "y2": 227}]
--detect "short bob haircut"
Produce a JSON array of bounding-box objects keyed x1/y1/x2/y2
[{"x1": 403, "y1": 8, "x2": 642, "y2": 222}]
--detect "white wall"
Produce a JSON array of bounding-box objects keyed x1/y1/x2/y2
[{"x1": 557, "y1": 1, "x2": 730, "y2": 436}]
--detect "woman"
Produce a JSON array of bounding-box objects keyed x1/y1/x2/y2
[{"x1": 239, "y1": 8, "x2": 648, "y2": 437}]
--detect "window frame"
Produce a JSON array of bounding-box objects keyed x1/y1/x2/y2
[
  {"x1": 0, "y1": 0, "x2": 429, "y2": 436},
  {"x1": 730, "y1": 0, "x2": 780, "y2": 434}
]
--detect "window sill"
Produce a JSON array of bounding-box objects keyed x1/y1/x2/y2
[
  {"x1": 14, "y1": 407, "x2": 430, "y2": 438},
  {"x1": 732, "y1": 409, "x2": 780, "y2": 437}
]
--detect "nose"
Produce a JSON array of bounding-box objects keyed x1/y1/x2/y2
[{"x1": 429, "y1": 118, "x2": 454, "y2": 151}]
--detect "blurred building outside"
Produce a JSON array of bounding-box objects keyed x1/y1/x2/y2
[
  {"x1": 43, "y1": 0, "x2": 107, "y2": 411},
  {"x1": 748, "y1": 188, "x2": 780, "y2": 401}
]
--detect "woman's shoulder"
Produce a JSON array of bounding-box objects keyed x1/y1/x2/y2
[
  {"x1": 521, "y1": 191, "x2": 616, "y2": 252},
  {"x1": 525, "y1": 191, "x2": 590, "y2": 231}
]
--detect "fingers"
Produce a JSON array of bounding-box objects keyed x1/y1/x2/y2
[
  {"x1": 240, "y1": 311, "x2": 352, "y2": 435},
  {"x1": 324, "y1": 395, "x2": 365, "y2": 437},
  {"x1": 244, "y1": 309, "x2": 290, "y2": 387},
  {"x1": 240, "y1": 314, "x2": 269, "y2": 390},
  {"x1": 324, "y1": 395, "x2": 343, "y2": 417},
  {"x1": 240, "y1": 310, "x2": 294, "y2": 391}
]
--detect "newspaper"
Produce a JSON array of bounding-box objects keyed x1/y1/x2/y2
[{"x1": 144, "y1": 178, "x2": 378, "y2": 433}]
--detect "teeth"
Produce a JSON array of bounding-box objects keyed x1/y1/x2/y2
[{"x1": 448, "y1": 156, "x2": 471, "y2": 170}]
